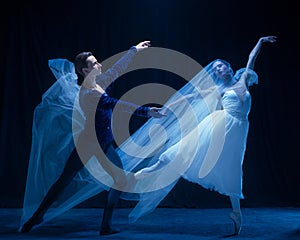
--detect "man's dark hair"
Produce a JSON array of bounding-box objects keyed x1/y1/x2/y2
[{"x1": 74, "y1": 51, "x2": 93, "y2": 77}]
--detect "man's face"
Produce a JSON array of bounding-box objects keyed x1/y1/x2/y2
[{"x1": 84, "y1": 55, "x2": 102, "y2": 77}]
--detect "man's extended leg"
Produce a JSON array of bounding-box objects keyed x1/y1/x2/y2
[{"x1": 20, "y1": 148, "x2": 83, "y2": 233}]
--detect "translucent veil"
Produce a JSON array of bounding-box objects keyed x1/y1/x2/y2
[
  {"x1": 116, "y1": 59, "x2": 258, "y2": 222},
  {"x1": 19, "y1": 59, "x2": 108, "y2": 229},
  {"x1": 20, "y1": 57, "x2": 258, "y2": 228}
]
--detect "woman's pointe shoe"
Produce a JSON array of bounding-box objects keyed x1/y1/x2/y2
[{"x1": 229, "y1": 210, "x2": 242, "y2": 235}]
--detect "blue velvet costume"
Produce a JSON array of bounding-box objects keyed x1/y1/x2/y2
[{"x1": 80, "y1": 90, "x2": 149, "y2": 152}]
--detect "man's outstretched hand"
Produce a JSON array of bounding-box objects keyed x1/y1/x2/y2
[
  {"x1": 135, "y1": 40, "x2": 151, "y2": 52},
  {"x1": 148, "y1": 107, "x2": 167, "y2": 118}
]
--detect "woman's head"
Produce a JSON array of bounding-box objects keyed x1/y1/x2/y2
[{"x1": 212, "y1": 59, "x2": 234, "y2": 83}]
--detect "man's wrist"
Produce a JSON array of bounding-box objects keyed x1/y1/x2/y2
[{"x1": 130, "y1": 46, "x2": 138, "y2": 52}]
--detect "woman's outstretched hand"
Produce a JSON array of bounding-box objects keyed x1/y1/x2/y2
[{"x1": 259, "y1": 36, "x2": 277, "y2": 43}]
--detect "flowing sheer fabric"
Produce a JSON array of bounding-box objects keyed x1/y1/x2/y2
[
  {"x1": 117, "y1": 60, "x2": 258, "y2": 222},
  {"x1": 20, "y1": 58, "x2": 258, "y2": 228},
  {"x1": 19, "y1": 59, "x2": 108, "y2": 230}
]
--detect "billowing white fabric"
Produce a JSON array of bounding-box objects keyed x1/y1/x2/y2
[
  {"x1": 19, "y1": 59, "x2": 108, "y2": 230},
  {"x1": 119, "y1": 61, "x2": 258, "y2": 222},
  {"x1": 20, "y1": 57, "x2": 258, "y2": 228}
]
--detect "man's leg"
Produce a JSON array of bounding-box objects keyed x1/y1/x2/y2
[
  {"x1": 20, "y1": 148, "x2": 83, "y2": 233},
  {"x1": 99, "y1": 144, "x2": 125, "y2": 235}
]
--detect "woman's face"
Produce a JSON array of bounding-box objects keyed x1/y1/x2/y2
[{"x1": 212, "y1": 61, "x2": 233, "y2": 81}]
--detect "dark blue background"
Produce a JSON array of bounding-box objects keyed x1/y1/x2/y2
[{"x1": 0, "y1": 0, "x2": 298, "y2": 208}]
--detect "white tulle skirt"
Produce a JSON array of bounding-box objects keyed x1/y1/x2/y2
[
  {"x1": 127, "y1": 109, "x2": 249, "y2": 222},
  {"x1": 160, "y1": 109, "x2": 249, "y2": 199}
]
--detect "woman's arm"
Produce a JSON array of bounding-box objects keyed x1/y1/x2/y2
[
  {"x1": 246, "y1": 36, "x2": 277, "y2": 70},
  {"x1": 166, "y1": 93, "x2": 196, "y2": 109},
  {"x1": 162, "y1": 86, "x2": 218, "y2": 115}
]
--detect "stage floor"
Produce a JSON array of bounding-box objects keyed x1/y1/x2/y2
[{"x1": 0, "y1": 207, "x2": 299, "y2": 239}]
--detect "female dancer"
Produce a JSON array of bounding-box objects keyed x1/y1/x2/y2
[{"x1": 131, "y1": 36, "x2": 277, "y2": 235}]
